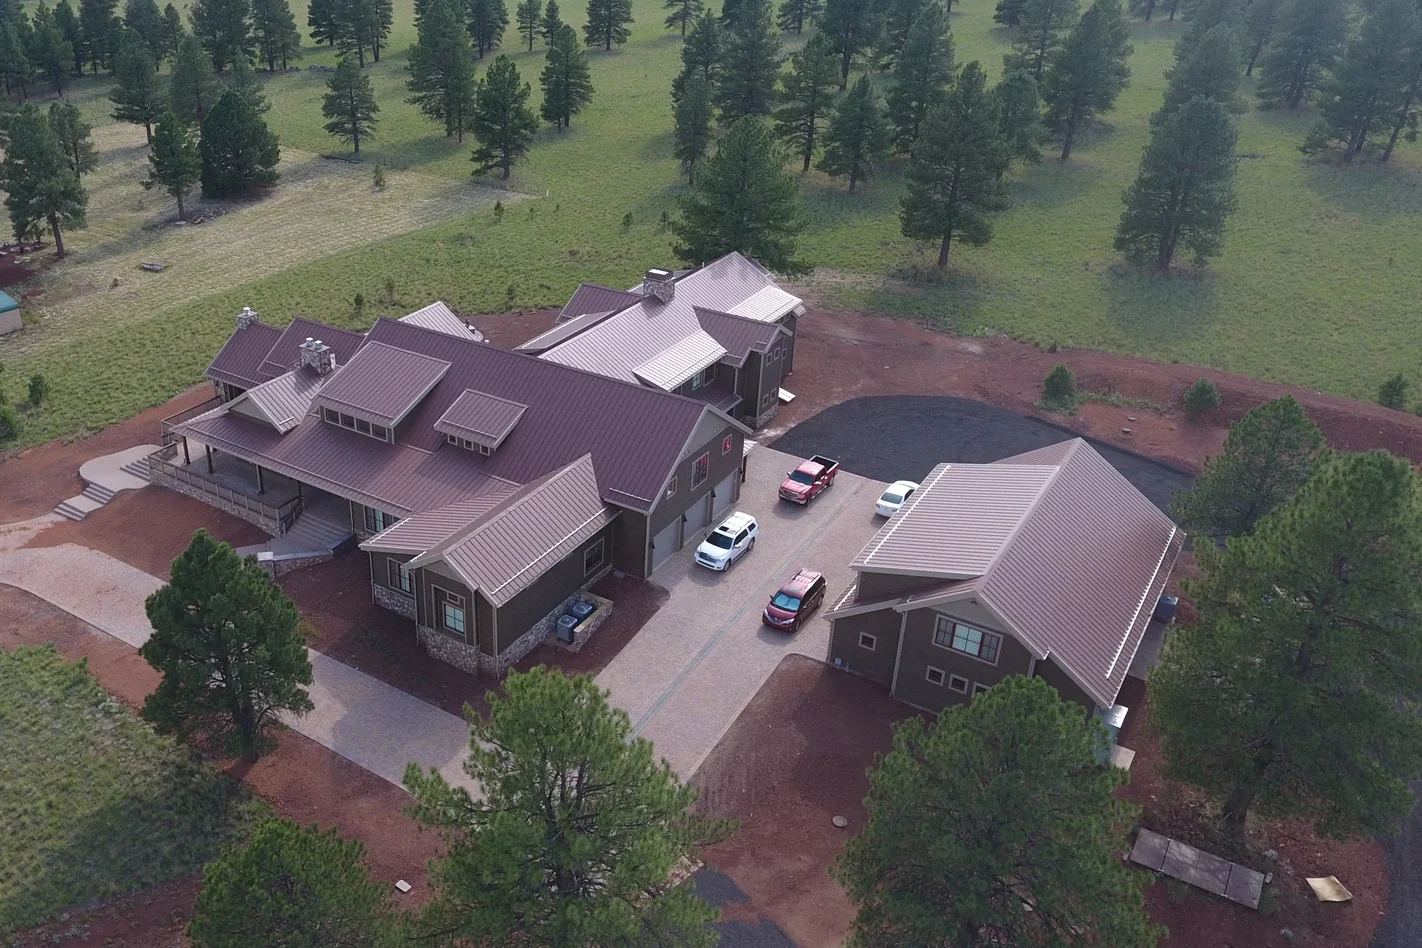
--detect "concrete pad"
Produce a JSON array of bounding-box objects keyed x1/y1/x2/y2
[
  {"x1": 1161, "y1": 840, "x2": 1202, "y2": 882},
  {"x1": 1226, "y1": 865, "x2": 1265, "y2": 909},
  {"x1": 1191, "y1": 850, "x2": 1233, "y2": 896},
  {"x1": 79, "y1": 444, "x2": 160, "y2": 493},
  {"x1": 1129, "y1": 828, "x2": 1170, "y2": 871}
]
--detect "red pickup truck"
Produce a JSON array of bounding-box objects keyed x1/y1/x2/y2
[{"x1": 779, "y1": 455, "x2": 840, "y2": 505}]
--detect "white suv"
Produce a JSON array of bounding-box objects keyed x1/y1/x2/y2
[{"x1": 695, "y1": 512, "x2": 758, "y2": 571}]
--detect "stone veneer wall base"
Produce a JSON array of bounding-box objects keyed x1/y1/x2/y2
[
  {"x1": 151, "y1": 470, "x2": 281, "y2": 536},
  {"x1": 416, "y1": 624, "x2": 482, "y2": 675},
  {"x1": 373, "y1": 584, "x2": 417, "y2": 620}
]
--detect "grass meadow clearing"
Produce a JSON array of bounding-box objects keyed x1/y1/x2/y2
[
  {"x1": 0, "y1": 646, "x2": 261, "y2": 934},
  {"x1": 4, "y1": 0, "x2": 1422, "y2": 447}
]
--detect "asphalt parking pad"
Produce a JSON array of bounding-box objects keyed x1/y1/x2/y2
[{"x1": 771, "y1": 395, "x2": 1194, "y2": 513}]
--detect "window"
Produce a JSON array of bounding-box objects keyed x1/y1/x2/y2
[
  {"x1": 356, "y1": 418, "x2": 371, "y2": 435},
  {"x1": 665, "y1": 477, "x2": 677, "y2": 499},
  {"x1": 387, "y1": 560, "x2": 413, "y2": 595},
  {"x1": 447, "y1": 433, "x2": 457, "y2": 446},
  {"x1": 722, "y1": 435, "x2": 733, "y2": 455},
  {"x1": 371, "y1": 424, "x2": 388, "y2": 441},
  {"x1": 692, "y1": 453, "x2": 710, "y2": 488},
  {"x1": 933, "y1": 617, "x2": 1002, "y2": 664},
  {"x1": 948, "y1": 674, "x2": 970, "y2": 694},
  {"x1": 973, "y1": 683, "x2": 991, "y2": 698},
  {"x1": 323, "y1": 407, "x2": 339, "y2": 424},
  {"x1": 690, "y1": 367, "x2": 711, "y2": 390},
  {"x1": 479, "y1": 444, "x2": 492, "y2": 456},
  {"x1": 439, "y1": 590, "x2": 466, "y2": 635},
  {"x1": 338, "y1": 412, "x2": 356, "y2": 429},
  {"x1": 584, "y1": 538, "x2": 606, "y2": 575},
  {"x1": 364, "y1": 507, "x2": 396, "y2": 534},
  {"x1": 859, "y1": 632, "x2": 877, "y2": 651},
  {"x1": 925, "y1": 666, "x2": 945, "y2": 686}
]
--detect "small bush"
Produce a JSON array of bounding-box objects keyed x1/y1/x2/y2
[
  {"x1": 1378, "y1": 373, "x2": 1409, "y2": 410},
  {"x1": 1182, "y1": 378, "x2": 1220, "y2": 420},
  {"x1": 353, "y1": 293, "x2": 364, "y2": 316},
  {"x1": 27, "y1": 374, "x2": 49, "y2": 407},
  {"x1": 371, "y1": 164, "x2": 386, "y2": 190},
  {"x1": 1041, "y1": 363, "x2": 1077, "y2": 409},
  {"x1": 0, "y1": 404, "x2": 19, "y2": 441},
  {"x1": 620, "y1": 212, "x2": 634, "y2": 232},
  {"x1": 493, "y1": 200, "x2": 505, "y2": 223}
]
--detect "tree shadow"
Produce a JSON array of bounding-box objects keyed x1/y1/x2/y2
[
  {"x1": 1301, "y1": 152, "x2": 1422, "y2": 223},
  {"x1": 1005, "y1": 154, "x2": 1109, "y2": 210},
  {"x1": 1100, "y1": 258, "x2": 1223, "y2": 348}
]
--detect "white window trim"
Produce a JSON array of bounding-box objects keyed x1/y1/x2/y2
[
  {"x1": 388, "y1": 559, "x2": 413, "y2": 595},
  {"x1": 948, "y1": 674, "x2": 969, "y2": 694},
  {"x1": 932, "y1": 615, "x2": 1003, "y2": 667},
  {"x1": 584, "y1": 537, "x2": 605, "y2": 576},
  {"x1": 665, "y1": 476, "x2": 677, "y2": 499},
  {"x1": 692, "y1": 452, "x2": 710, "y2": 489},
  {"x1": 722, "y1": 435, "x2": 733, "y2": 455},
  {"x1": 973, "y1": 682, "x2": 991, "y2": 698},
  {"x1": 433, "y1": 584, "x2": 467, "y2": 636},
  {"x1": 859, "y1": 632, "x2": 877, "y2": 651},
  {"x1": 925, "y1": 666, "x2": 945, "y2": 686}
]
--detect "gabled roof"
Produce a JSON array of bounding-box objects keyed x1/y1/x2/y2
[
  {"x1": 557, "y1": 283, "x2": 644, "y2": 321},
  {"x1": 359, "y1": 488, "x2": 520, "y2": 554},
  {"x1": 515, "y1": 310, "x2": 616, "y2": 354},
  {"x1": 632, "y1": 330, "x2": 726, "y2": 389},
  {"x1": 435, "y1": 390, "x2": 527, "y2": 449},
  {"x1": 258, "y1": 317, "x2": 366, "y2": 381},
  {"x1": 727, "y1": 285, "x2": 803, "y2": 322},
  {"x1": 843, "y1": 439, "x2": 1183, "y2": 708},
  {"x1": 227, "y1": 366, "x2": 324, "y2": 434},
  {"x1": 313, "y1": 342, "x2": 451, "y2": 428},
  {"x1": 403, "y1": 455, "x2": 618, "y2": 606},
  {"x1": 695, "y1": 307, "x2": 790, "y2": 366},
  {"x1": 207, "y1": 321, "x2": 282, "y2": 389},
  {"x1": 399, "y1": 302, "x2": 483, "y2": 341}
]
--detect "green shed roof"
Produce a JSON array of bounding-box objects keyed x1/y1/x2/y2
[{"x1": 0, "y1": 291, "x2": 17, "y2": 314}]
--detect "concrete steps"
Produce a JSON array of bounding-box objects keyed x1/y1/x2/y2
[
  {"x1": 54, "y1": 444, "x2": 161, "y2": 521},
  {"x1": 55, "y1": 495, "x2": 104, "y2": 522},
  {"x1": 82, "y1": 482, "x2": 116, "y2": 505},
  {"x1": 119, "y1": 456, "x2": 151, "y2": 482}
]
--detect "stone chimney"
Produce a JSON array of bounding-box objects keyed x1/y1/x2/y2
[
  {"x1": 236, "y1": 306, "x2": 260, "y2": 331},
  {"x1": 299, "y1": 337, "x2": 336, "y2": 375},
  {"x1": 643, "y1": 268, "x2": 675, "y2": 304}
]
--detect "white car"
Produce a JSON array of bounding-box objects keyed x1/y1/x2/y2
[
  {"x1": 695, "y1": 511, "x2": 758, "y2": 570},
  {"x1": 875, "y1": 480, "x2": 920, "y2": 517}
]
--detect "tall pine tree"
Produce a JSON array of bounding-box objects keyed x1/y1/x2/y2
[
  {"x1": 123, "y1": 0, "x2": 165, "y2": 59},
  {"x1": 1010, "y1": 0, "x2": 1079, "y2": 81},
  {"x1": 199, "y1": 86, "x2": 280, "y2": 197},
  {"x1": 540, "y1": 21, "x2": 592, "y2": 129},
  {"x1": 516, "y1": 0, "x2": 541, "y2": 48},
  {"x1": 878, "y1": 0, "x2": 932, "y2": 69},
  {"x1": 144, "y1": 108, "x2": 202, "y2": 219},
  {"x1": 672, "y1": 7, "x2": 718, "y2": 101},
  {"x1": 885, "y1": 1, "x2": 954, "y2": 154},
  {"x1": 110, "y1": 32, "x2": 164, "y2": 142},
  {"x1": 995, "y1": 68, "x2": 1045, "y2": 167},
  {"x1": 818, "y1": 71, "x2": 890, "y2": 190},
  {"x1": 307, "y1": 0, "x2": 339, "y2": 45},
  {"x1": 1382, "y1": 27, "x2": 1422, "y2": 161},
  {"x1": 664, "y1": 0, "x2": 701, "y2": 35},
  {"x1": 160, "y1": 1, "x2": 182, "y2": 58},
  {"x1": 821, "y1": 0, "x2": 881, "y2": 87},
  {"x1": 29, "y1": 3, "x2": 74, "y2": 94},
  {"x1": 190, "y1": 0, "x2": 254, "y2": 70},
  {"x1": 466, "y1": 0, "x2": 508, "y2": 57},
  {"x1": 54, "y1": 0, "x2": 85, "y2": 75},
  {"x1": 1255, "y1": 0, "x2": 1345, "y2": 109},
  {"x1": 469, "y1": 54, "x2": 539, "y2": 176},
  {"x1": 48, "y1": 100, "x2": 97, "y2": 176},
  {"x1": 251, "y1": 0, "x2": 300, "y2": 70},
  {"x1": 79, "y1": 0, "x2": 116, "y2": 72},
  {"x1": 540, "y1": 0, "x2": 561, "y2": 40},
  {"x1": 406, "y1": 0, "x2": 477, "y2": 139},
  {"x1": 673, "y1": 72, "x2": 715, "y2": 181},
  {"x1": 774, "y1": 31, "x2": 839, "y2": 170},
  {"x1": 583, "y1": 0, "x2": 632, "y2": 49},
  {"x1": 170, "y1": 31, "x2": 220, "y2": 124},
  {"x1": 1157, "y1": 22, "x2": 1240, "y2": 119},
  {"x1": 322, "y1": 55, "x2": 379, "y2": 152},
  {"x1": 2, "y1": 105, "x2": 87, "y2": 256},
  {"x1": 775, "y1": 0, "x2": 820, "y2": 34},
  {"x1": 715, "y1": 0, "x2": 781, "y2": 121},
  {"x1": 1242, "y1": 0, "x2": 1282, "y2": 75},
  {"x1": 1042, "y1": 0, "x2": 1131, "y2": 160}
]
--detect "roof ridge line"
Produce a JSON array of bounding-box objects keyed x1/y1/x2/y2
[
  {"x1": 977, "y1": 443, "x2": 1080, "y2": 584},
  {"x1": 859, "y1": 462, "x2": 955, "y2": 568}
]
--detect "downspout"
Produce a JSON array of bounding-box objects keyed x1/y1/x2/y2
[{"x1": 889, "y1": 610, "x2": 910, "y2": 698}]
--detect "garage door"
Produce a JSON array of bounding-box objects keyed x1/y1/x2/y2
[
  {"x1": 682, "y1": 494, "x2": 711, "y2": 540},
  {"x1": 710, "y1": 470, "x2": 737, "y2": 519},
  {"x1": 650, "y1": 517, "x2": 681, "y2": 572}
]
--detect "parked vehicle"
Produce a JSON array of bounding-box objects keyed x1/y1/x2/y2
[
  {"x1": 875, "y1": 479, "x2": 921, "y2": 517},
  {"x1": 695, "y1": 511, "x2": 758, "y2": 570},
  {"x1": 779, "y1": 455, "x2": 840, "y2": 505},
  {"x1": 763, "y1": 569, "x2": 828, "y2": 631}
]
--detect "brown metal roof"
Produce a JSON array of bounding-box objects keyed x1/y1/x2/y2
[
  {"x1": 398, "y1": 302, "x2": 483, "y2": 341},
  {"x1": 313, "y1": 342, "x2": 451, "y2": 428},
  {"x1": 687, "y1": 386, "x2": 742, "y2": 414},
  {"x1": 695, "y1": 307, "x2": 789, "y2": 366},
  {"x1": 407, "y1": 455, "x2": 618, "y2": 606},
  {"x1": 359, "y1": 489, "x2": 519, "y2": 554},
  {"x1": 232, "y1": 366, "x2": 323, "y2": 433},
  {"x1": 557, "y1": 283, "x2": 643, "y2": 321},
  {"x1": 206, "y1": 321, "x2": 281, "y2": 389},
  {"x1": 435, "y1": 390, "x2": 527, "y2": 449},
  {"x1": 515, "y1": 310, "x2": 616, "y2": 353},
  {"x1": 258, "y1": 317, "x2": 366, "y2": 381}
]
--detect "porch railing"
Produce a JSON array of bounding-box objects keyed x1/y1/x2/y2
[
  {"x1": 159, "y1": 395, "x2": 223, "y2": 445},
  {"x1": 147, "y1": 443, "x2": 304, "y2": 533}
]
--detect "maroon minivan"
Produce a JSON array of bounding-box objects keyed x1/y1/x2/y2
[{"x1": 762, "y1": 569, "x2": 827, "y2": 632}]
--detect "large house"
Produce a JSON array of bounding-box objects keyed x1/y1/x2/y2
[
  {"x1": 517, "y1": 252, "x2": 804, "y2": 430},
  {"x1": 825, "y1": 439, "x2": 1184, "y2": 715},
  {"x1": 153, "y1": 258, "x2": 765, "y2": 676}
]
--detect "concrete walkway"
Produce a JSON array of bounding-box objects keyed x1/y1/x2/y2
[
  {"x1": 0, "y1": 514, "x2": 473, "y2": 791},
  {"x1": 55, "y1": 444, "x2": 161, "y2": 522},
  {"x1": 597, "y1": 447, "x2": 888, "y2": 779}
]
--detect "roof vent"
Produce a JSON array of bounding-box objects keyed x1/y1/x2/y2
[
  {"x1": 236, "y1": 306, "x2": 260, "y2": 330},
  {"x1": 299, "y1": 337, "x2": 337, "y2": 375},
  {"x1": 644, "y1": 268, "x2": 675, "y2": 304}
]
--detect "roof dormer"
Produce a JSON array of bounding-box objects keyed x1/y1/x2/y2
[
  {"x1": 435, "y1": 389, "x2": 527, "y2": 456},
  {"x1": 313, "y1": 341, "x2": 451, "y2": 443}
]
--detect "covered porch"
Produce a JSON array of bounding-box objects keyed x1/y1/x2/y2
[{"x1": 147, "y1": 438, "x2": 305, "y2": 536}]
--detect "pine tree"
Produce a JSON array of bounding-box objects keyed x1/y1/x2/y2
[
  {"x1": 1301, "y1": 0, "x2": 1418, "y2": 161},
  {"x1": 818, "y1": 71, "x2": 890, "y2": 190},
  {"x1": 372, "y1": 0, "x2": 392, "y2": 59},
  {"x1": 995, "y1": 68, "x2": 1044, "y2": 167},
  {"x1": 0, "y1": 22, "x2": 30, "y2": 98},
  {"x1": 1256, "y1": 0, "x2": 1346, "y2": 109},
  {"x1": 1157, "y1": 22, "x2": 1239, "y2": 120},
  {"x1": 110, "y1": 32, "x2": 164, "y2": 142},
  {"x1": 29, "y1": 3, "x2": 73, "y2": 94},
  {"x1": 671, "y1": 7, "x2": 718, "y2": 101},
  {"x1": 837, "y1": 678, "x2": 1162, "y2": 948},
  {"x1": 190, "y1": 0, "x2": 253, "y2": 70},
  {"x1": 774, "y1": 31, "x2": 839, "y2": 170},
  {"x1": 466, "y1": 0, "x2": 508, "y2": 57},
  {"x1": 1010, "y1": 0, "x2": 1079, "y2": 81},
  {"x1": 673, "y1": 116, "x2": 808, "y2": 272},
  {"x1": 715, "y1": 0, "x2": 781, "y2": 121},
  {"x1": 307, "y1": 0, "x2": 339, "y2": 45},
  {"x1": 322, "y1": 55, "x2": 379, "y2": 152},
  {"x1": 48, "y1": 100, "x2": 97, "y2": 176},
  {"x1": 199, "y1": 86, "x2": 281, "y2": 197},
  {"x1": 251, "y1": 0, "x2": 300, "y2": 70},
  {"x1": 123, "y1": 0, "x2": 164, "y2": 59},
  {"x1": 516, "y1": 0, "x2": 541, "y2": 49},
  {"x1": 664, "y1": 0, "x2": 701, "y2": 35},
  {"x1": 1153, "y1": 450, "x2": 1422, "y2": 835},
  {"x1": 160, "y1": 1, "x2": 182, "y2": 58},
  {"x1": 673, "y1": 72, "x2": 715, "y2": 181},
  {"x1": 1042, "y1": 0, "x2": 1131, "y2": 160},
  {"x1": 335, "y1": 0, "x2": 388, "y2": 66},
  {"x1": 540, "y1": 22, "x2": 592, "y2": 129},
  {"x1": 79, "y1": 0, "x2": 115, "y2": 71},
  {"x1": 405, "y1": 669, "x2": 731, "y2": 948},
  {"x1": 170, "y1": 33, "x2": 221, "y2": 124},
  {"x1": 469, "y1": 54, "x2": 539, "y2": 177},
  {"x1": 900, "y1": 61, "x2": 1008, "y2": 268},
  {"x1": 1, "y1": 105, "x2": 87, "y2": 256},
  {"x1": 54, "y1": 0, "x2": 84, "y2": 74},
  {"x1": 886, "y1": 1, "x2": 954, "y2": 154},
  {"x1": 1115, "y1": 95, "x2": 1237, "y2": 269},
  {"x1": 821, "y1": 0, "x2": 881, "y2": 87},
  {"x1": 1128, "y1": 0, "x2": 1156, "y2": 20},
  {"x1": 878, "y1": 0, "x2": 931, "y2": 68},
  {"x1": 1242, "y1": 0, "x2": 1281, "y2": 74},
  {"x1": 1382, "y1": 31, "x2": 1422, "y2": 161},
  {"x1": 225, "y1": 55, "x2": 270, "y2": 114},
  {"x1": 539, "y1": 0, "x2": 561, "y2": 40},
  {"x1": 583, "y1": 0, "x2": 632, "y2": 49},
  {"x1": 775, "y1": 0, "x2": 820, "y2": 34},
  {"x1": 995, "y1": 0, "x2": 1027, "y2": 27},
  {"x1": 1174, "y1": 0, "x2": 1241, "y2": 61},
  {"x1": 406, "y1": 0, "x2": 477, "y2": 139},
  {"x1": 190, "y1": 820, "x2": 398, "y2": 948},
  {"x1": 720, "y1": 0, "x2": 743, "y2": 26},
  {"x1": 144, "y1": 108, "x2": 202, "y2": 219}
]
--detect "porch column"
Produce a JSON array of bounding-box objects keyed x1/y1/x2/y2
[
  {"x1": 182, "y1": 436, "x2": 190, "y2": 466},
  {"x1": 205, "y1": 444, "x2": 214, "y2": 474},
  {"x1": 256, "y1": 465, "x2": 265, "y2": 495}
]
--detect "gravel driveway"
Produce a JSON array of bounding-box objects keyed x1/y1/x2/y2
[{"x1": 770, "y1": 395, "x2": 1194, "y2": 513}]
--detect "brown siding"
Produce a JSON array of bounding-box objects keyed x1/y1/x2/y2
[
  {"x1": 370, "y1": 551, "x2": 415, "y2": 593},
  {"x1": 476, "y1": 595, "x2": 496, "y2": 656},
  {"x1": 494, "y1": 523, "x2": 615, "y2": 653},
  {"x1": 893, "y1": 608, "x2": 1033, "y2": 713},
  {"x1": 855, "y1": 572, "x2": 940, "y2": 600},
  {"x1": 828, "y1": 610, "x2": 903, "y2": 687},
  {"x1": 613, "y1": 510, "x2": 649, "y2": 578},
  {"x1": 1035, "y1": 657, "x2": 1097, "y2": 713},
  {"x1": 648, "y1": 424, "x2": 744, "y2": 538},
  {"x1": 417, "y1": 567, "x2": 476, "y2": 647},
  {"x1": 780, "y1": 313, "x2": 797, "y2": 375}
]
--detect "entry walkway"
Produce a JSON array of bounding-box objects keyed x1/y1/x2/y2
[
  {"x1": 0, "y1": 514, "x2": 473, "y2": 792},
  {"x1": 597, "y1": 447, "x2": 889, "y2": 779}
]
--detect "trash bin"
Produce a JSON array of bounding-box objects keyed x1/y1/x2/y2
[{"x1": 556, "y1": 613, "x2": 579, "y2": 643}]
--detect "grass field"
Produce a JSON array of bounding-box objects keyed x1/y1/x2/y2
[
  {"x1": 0, "y1": 646, "x2": 261, "y2": 934},
  {"x1": 3, "y1": 0, "x2": 1421, "y2": 447}
]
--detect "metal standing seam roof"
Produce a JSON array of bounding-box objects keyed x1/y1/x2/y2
[
  {"x1": 557, "y1": 283, "x2": 645, "y2": 322},
  {"x1": 434, "y1": 390, "x2": 528, "y2": 449},
  {"x1": 229, "y1": 366, "x2": 324, "y2": 433},
  {"x1": 727, "y1": 285, "x2": 803, "y2": 322},
  {"x1": 695, "y1": 307, "x2": 790, "y2": 365},
  {"x1": 206, "y1": 321, "x2": 283, "y2": 389},
  {"x1": 313, "y1": 342, "x2": 452, "y2": 428},
  {"x1": 632, "y1": 331, "x2": 727, "y2": 389},
  {"x1": 398, "y1": 302, "x2": 484, "y2": 341},
  {"x1": 405, "y1": 455, "x2": 619, "y2": 607},
  {"x1": 359, "y1": 488, "x2": 520, "y2": 554},
  {"x1": 515, "y1": 310, "x2": 617, "y2": 353},
  {"x1": 257, "y1": 317, "x2": 366, "y2": 381}
]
